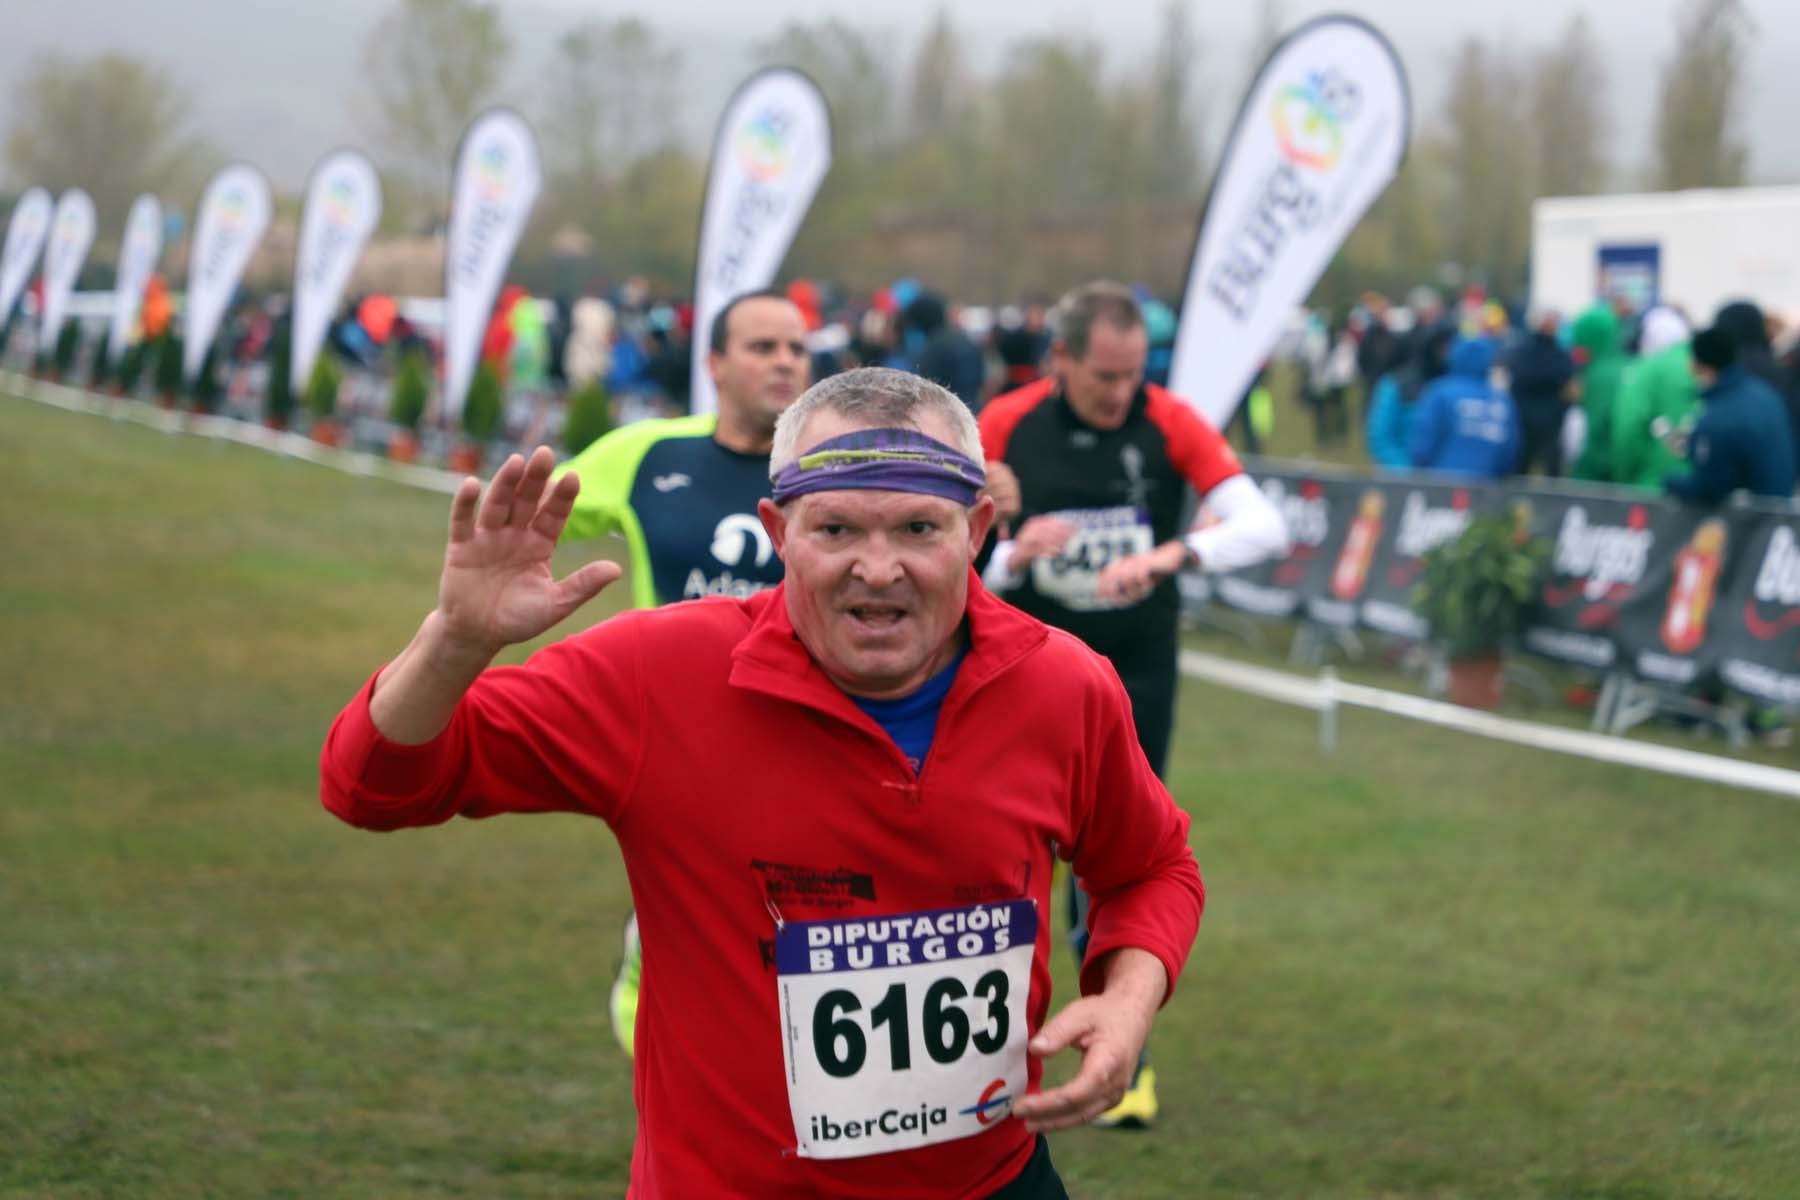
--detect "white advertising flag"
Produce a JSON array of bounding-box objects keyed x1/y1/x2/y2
[
  {"x1": 443, "y1": 108, "x2": 541, "y2": 422},
  {"x1": 689, "y1": 68, "x2": 832, "y2": 415},
  {"x1": 184, "y1": 164, "x2": 272, "y2": 383},
  {"x1": 292, "y1": 149, "x2": 383, "y2": 395},
  {"x1": 108, "y1": 194, "x2": 164, "y2": 365},
  {"x1": 1169, "y1": 15, "x2": 1410, "y2": 427},
  {"x1": 40, "y1": 188, "x2": 97, "y2": 351},
  {"x1": 0, "y1": 187, "x2": 53, "y2": 327}
]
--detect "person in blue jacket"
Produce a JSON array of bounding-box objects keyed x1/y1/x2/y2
[
  {"x1": 1407, "y1": 335, "x2": 1520, "y2": 478},
  {"x1": 1366, "y1": 322, "x2": 1453, "y2": 471},
  {"x1": 1665, "y1": 324, "x2": 1798, "y2": 502}
]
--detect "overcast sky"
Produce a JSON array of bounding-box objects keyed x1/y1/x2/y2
[{"x1": 4, "y1": 0, "x2": 1797, "y2": 194}]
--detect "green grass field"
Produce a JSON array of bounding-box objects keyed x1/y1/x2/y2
[{"x1": 5, "y1": 390, "x2": 1799, "y2": 1199}]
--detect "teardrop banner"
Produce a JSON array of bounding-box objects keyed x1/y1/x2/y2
[
  {"x1": 442, "y1": 108, "x2": 541, "y2": 422},
  {"x1": 0, "y1": 187, "x2": 53, "y2": 328},
  {"x1": 1168, "y1": 15, "x2": 1410, "y2": 427},
  {"x1": 291, "y1": 148, "x2": 383, "y2": 395},
  {"x1": 108, "y1": 194, "x2": 164, "y2": 366},
  {"x1": 689, "y1": 67, "x2": 832, "y2": 416},
  {"x1": 40, "y1": 188, "x2": 97, "y2": 350},
  {"x1": 184, "y1": 164, "x2": 272, "y2": 383}
]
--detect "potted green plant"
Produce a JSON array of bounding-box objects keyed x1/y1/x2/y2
[
  {"x1": 388, "y1": 350, "x2": 430, "y2": 462},
  {"x1": 47, "y1": 321, "x2": 81, "y2": 382},
  {"x1": 264, "y1": 322, "x2": 295, "y2": 430},
  {"x1": 451, "y1": 361, "x2": 503, "y2": 473},
  {"x1": 153, "y1": 331, "x2": 184, "y2": 408},
  {"x1": 562, "y1": 378, "x2": 611, "y2": 457},
  {"x1": 305, "y1": 355, "x2": 344, "y2": 446},
  {"x1": 190, "y1": 343, "x2": 222, "y2": 414},
  {"x1": 1412, "y1": 510, "x2": 1550, "y2": 709},
  {"x1": 111, "y1": 340, "x2": 148, "y2": 397}
]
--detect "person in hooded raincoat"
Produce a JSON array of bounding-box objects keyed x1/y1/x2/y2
[
  {"x1": 1611, "y1": 306, "x2": 1699, "y2": 491},
  {"x1": 1568, "y1": 303, "x2": 1629, "y2": 482}
]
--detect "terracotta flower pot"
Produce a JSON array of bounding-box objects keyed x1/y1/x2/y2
[
  {"x1": 1446, "y1": 653, "x2": 1504, "y2": 710},
  {"x1": 388, "y1": 430, "x2": 420, "y2": 463},
  {"x1": 447, "y1": 442, "x2": 484, "y2": 473},
  {"x1": 310, "y1": 418, "x2": 344, "y2": 448}
]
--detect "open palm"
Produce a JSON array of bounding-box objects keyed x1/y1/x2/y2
[{"x1": 438, "y1": 446, "x2": 621, "y2": 654}]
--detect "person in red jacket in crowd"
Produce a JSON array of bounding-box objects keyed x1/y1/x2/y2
[
  {"x1": 979, "y1": 281, "x2": 1288, "y2": 1128},
  {"x1": 319, "y1": 367, "x2": 1204, "y2": 1199}
]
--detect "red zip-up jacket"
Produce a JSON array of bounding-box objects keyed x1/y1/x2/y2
[{"x1": 320, "y1": 574, "x2": 1204, "y2": 1198}]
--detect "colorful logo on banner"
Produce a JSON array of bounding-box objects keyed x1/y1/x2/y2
[
  {"x1": 52, "y1": 202, "x2": 84, "y2": 242},
  {"x1": 474, "y1": 143, "x2": 514, "y2": 205},
  {"x1": 1264, "y1": 477, "x2": 1330, "y2": 587},
  {"x1": 22, "y1": 207, "x2": 49, "y2": 242},
  {"x1": 1542, "y1": 503, "x2": 1652, "y2": 627},
  {"x1": 215, "y1": 187, "x2": 252, "y2": 236},
  {"x1": 1744, "y1": 524, "x2": 1800, "y2": 644},
  {"x1": 1271, "y1": 70, "x2": 1360, "y2": 171},
  {"x1": 737, "y1": 108, "x2": 794, "y2": 182},
  {"x1": 322, "y1": 175, "x2": 359, "y2": 229}
]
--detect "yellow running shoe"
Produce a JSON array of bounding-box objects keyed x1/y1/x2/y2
[
  {"x1": 609, "y1": 912, "x2": 641, "y2": 1058},
  {"x1": 1094, "y1": 1065, "x2": 1157, "y2": 1129}
]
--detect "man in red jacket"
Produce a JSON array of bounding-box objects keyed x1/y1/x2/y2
[{"x1": 320, "y1": 367, "x2": 1204, "y2": 1198}]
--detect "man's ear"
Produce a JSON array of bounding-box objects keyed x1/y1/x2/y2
[
  {"x1": 965, "y1": 494, "x2": 997, "y2": 559},
  {"x1": 758, "y1": 498, "x2": 789, "y2": 560}
]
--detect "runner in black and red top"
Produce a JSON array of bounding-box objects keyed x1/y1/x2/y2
[{"x1": 978, "y1": 281, "x2": 1288, "y2": 1128}]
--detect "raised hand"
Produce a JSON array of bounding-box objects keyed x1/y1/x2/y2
[{"x1": 437, "y1": 446, "x2": 621, "y2": 657}]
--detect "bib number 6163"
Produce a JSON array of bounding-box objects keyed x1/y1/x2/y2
[{"x1": 814, "y1": 969, "x2": 1010, "y2": 1076}]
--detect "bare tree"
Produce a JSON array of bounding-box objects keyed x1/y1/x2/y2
[
  {"x1": 4, "y1": 54, "x2": 215, "y2": 236},
  {"x1": 1654, "y1": 0, "x2": 1750, "y2": 189},
  {"x1": 542, "y1": 19, "x2": 681, "y2": 193},
  {"x1": 1145, "y1": 0, "x2": 1203, "y2": 202},
  {"x1": 1531, "y1": 13, "x2": 1609, "y2": 197},
  {"x1": 1440, "y1": 39, "x2": 1534, "y2": 293},
  {"x1": 756, "y1": 21, "x2": 893, "y2": 160},
  {"x1": 359, "y1": 0, "x2": 513, "y2": 199},
  {"x1": 908, "y1": 9, "x2": 971, "y2": 143}
]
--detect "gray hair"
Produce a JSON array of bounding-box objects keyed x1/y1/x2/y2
[
  {"x1": 1050, "y1": 280, "x2": 1143, "y2": 360},
  {"x1": 769, "y1": 367, "x2": 983, "y2": 483}
]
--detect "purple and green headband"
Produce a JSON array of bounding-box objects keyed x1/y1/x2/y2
[{"x1": 770, "y1": 427, "x2": 986, "y2": 506}]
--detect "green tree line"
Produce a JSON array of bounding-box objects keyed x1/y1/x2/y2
[{"x1": 3, "y1": 0, "x2": 1757, "y2": 306}]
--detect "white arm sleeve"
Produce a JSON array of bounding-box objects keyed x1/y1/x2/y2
[
  {"x1": 1183, "y1": 473, "x2": 1290, "y2": 574},
  {"x1": 981, "y1": 538, "x2": 1023, "y2": 592}
]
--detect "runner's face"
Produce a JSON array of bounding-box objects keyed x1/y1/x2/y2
[
  {"x1": 710, "y1": 298, "x2": 811, "y2": 433},
  {"x1": 761, "y1": 409, "x2": 996, "y2": 701},
  {"x1": 1057, "y1": 321, "x2": 1147, "y2": 431}
]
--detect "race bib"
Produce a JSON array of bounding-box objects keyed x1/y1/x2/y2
[
  {"x1": 1030, "y1": 506, "x2": 1154, "y2": 611},
  {"x1": 776, "y1": 900, "x2": 1037, "y2": 1160}
]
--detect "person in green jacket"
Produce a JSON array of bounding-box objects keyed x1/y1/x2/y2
[
  {"x1": 1611, "y1": 306, "x2": 1701, "y2": 490},
  {"x1": 1569, "y1": 303, "x2": 1629, "y2": 482}
]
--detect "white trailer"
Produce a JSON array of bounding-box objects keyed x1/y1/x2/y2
[{"x1": 1530, "y1": 186, "x2": 1800, "y2": 323}]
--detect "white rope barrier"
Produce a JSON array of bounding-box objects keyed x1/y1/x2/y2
[
  {"x1": 3, "y1": 371, "x2": 466, "y2": 495},
  {"x1": 1179, "y1": 650, "x2": 1800, "y2": 802}
]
